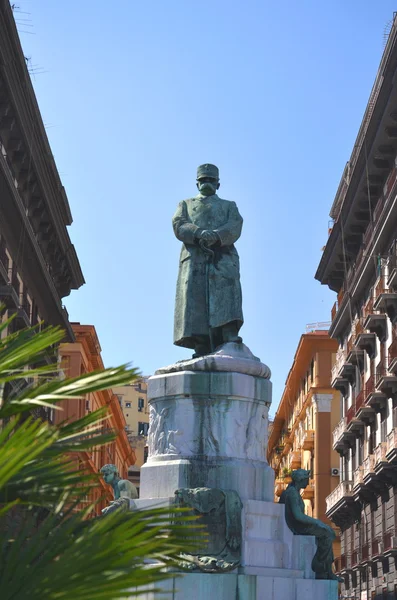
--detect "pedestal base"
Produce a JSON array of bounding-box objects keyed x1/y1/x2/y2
[
  {"x1": 129, "y1": 573, "x2": 337, "y2": 600},
  {"x1": 129, "y1": 498, "x2": 338, "y2": 600},
  {"x1": 140, "y1": 458, "x2": 275, "y2": 503}
]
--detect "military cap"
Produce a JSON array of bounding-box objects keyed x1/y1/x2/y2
[{"x1": 197, "y1": 163, "x2": 219, "y2": 180}]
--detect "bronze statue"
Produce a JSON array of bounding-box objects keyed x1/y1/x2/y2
[
  {"x1": 100, "y1": 464, "x2": 138, "y2": 515},
  {"x1": 279, "y1": 469, "x2": 342, "y2": 581},
  {"x1": 173, "y1": 164, "x2": 244, "y2": 357}
]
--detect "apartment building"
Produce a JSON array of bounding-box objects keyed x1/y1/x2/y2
[
  {"x1": 0, "y1": 4, "x2": 84, "y2": 338},
  {"x1": 0, "y1": 3, "x2": 84, "y2": 418},
  {"x1": 268, "y1": 328, "x2": 340, "y2": 551},
  {"x1": 58, "y1": 324, "x2": 136, "y2": 516},
  {"x1": 114, "y1": 378, "x2": 150, "y2": 493},
  {"x1": 315, "y1": 14, "x2": 397, "y2": 598}
]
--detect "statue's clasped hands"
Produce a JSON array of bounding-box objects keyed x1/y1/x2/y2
[{"x1": 200, "y1": 230, "x2": 219, "y2": 247}]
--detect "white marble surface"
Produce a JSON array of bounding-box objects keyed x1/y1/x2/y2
[
  {"x1": 155, "y1": 342, "x2": 271, "y2": 379},
  {"x1": 130, "y1": 572, "x2": 338, "y2": 599},
  {"x1": 139, "y1": 458, "x2": 275, "y2": 502}
]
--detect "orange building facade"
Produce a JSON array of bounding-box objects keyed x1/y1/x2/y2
[
  {"x1": 56, "y1": 323, "x2": 136, "y2": 515},
  {"x1": 267, "y1": 329, "x2": 340, "y2": 551}
]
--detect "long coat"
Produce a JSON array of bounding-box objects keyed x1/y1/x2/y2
[{"x1": 172, "y1": 193, "x2": 244, "y2": 349}]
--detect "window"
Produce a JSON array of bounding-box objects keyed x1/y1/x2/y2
[
  {"x1": 138, "y1": 397, "x2": 145, "y2": 412},
  {"x1": 138, "y1": 422, "x2": 149, "y2": 436},
  {"x1": 125, "y1": 402, "x2": 131, "y2": 408}
]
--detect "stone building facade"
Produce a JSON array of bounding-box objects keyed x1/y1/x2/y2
[
  {"x1": 316, "y1": 14, "x2": 397, "y2": 598},
  {"x1": 267, "y1": 329, "x2": 340, "y2": 556},
  {"x1": 58, "y1": 324, "x2": 136, "y2": 516},
  {"x1": 0, "y1": 3, "x2": 84, "y2": 340}
]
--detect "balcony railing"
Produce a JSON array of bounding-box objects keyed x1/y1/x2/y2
[
  {"x1": 302, "y1": 429, "x2": 315, "y2": 450},
  {"x1": 389, "y1": 337, "x2": 397, "y2": 364},
  {"x1": 363, "y1": 296, "x2": 374, "y2": 318},
  {"x1": 355, "y1": 389, "x2": 365, "y2": 412},
  {"x1": 332, "y1": 348, "x2": 347, "y2": 381},
  {"x1": 363, "y1": 454, "x2": 376, "y2": 479},
  {"x1": 326, "y1": 480, "x2": 353, "y2": 513},
  {"x1": 301, "y1": 479, "x2": 315, "y2": 500},
  {"x1": 387, "y1": 428, "x2": 397, "y2": 454},
  {"x1": 365, "y1": 374, "x2": 375, "y2": 399},
  {"x1": 375, "y1": 441, "x2": 387, "y2": 465},
  {"x1": 353, "y1": 465, "x2": 363, "y2": 488},
  {"x1": 337, "y1": 287, "x2": 345, "y2": 307},
  {"x1": 333, "y1": 417, "x2": 347, "y2": 447},
  {"x1": 290, "y1": 450, "x2": 301, "y2": 469},
  {"x1": 331, "y1": 301, "x2": 338, "y2": 321},
  {"x1": 346, "y1": 403, "x2": 356, "y2": 425},
  {"x1": 375, "y1": 361, "x2": 387, "y2": 386}
]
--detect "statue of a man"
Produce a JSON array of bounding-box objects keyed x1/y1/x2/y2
[
  {"x1": 279, "y1": 469, "x2": 341, "y2": 581},
  {"x1": 100, "y1": 464, "x2": 138, "y2": 515},
  {"x1": 173, "y1": 164, "x2": 244, "y2": 357}
]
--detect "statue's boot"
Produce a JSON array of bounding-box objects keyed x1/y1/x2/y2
[
  {"x1": 192, "y1": 336, "x2": 211, "y2": 358},
  {"x1": 222, "y1": 322, "x2": 242, "y2": 344}
]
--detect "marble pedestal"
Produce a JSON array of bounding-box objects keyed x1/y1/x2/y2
[{"x1": 132, "y1": 344, "x2": 337, "y2": 600}]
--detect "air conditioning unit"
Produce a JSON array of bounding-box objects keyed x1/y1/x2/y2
[{"x1": 331, "y1": 468, "x2": 340, "y2": 477}]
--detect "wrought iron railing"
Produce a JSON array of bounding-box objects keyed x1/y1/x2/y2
[
  {"x1": 389, "y1": 337, "x2": 397, "y2": 364},
  {"x1": 355, "y1": 389, "x2": 365, "y2": 412},
  {"x1": 365, "y1": 374, "x2": 375, "y2": 399}
]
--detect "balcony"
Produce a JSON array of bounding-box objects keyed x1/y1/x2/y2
[
  {"x1": 365, "y1": 374, "x2": 386, "y2": 413},
  {"x1": 333, "y1": 416, "x2": 355, "y2": 454},
  {"x1": 374, "y1": 280, "x2": 397, "y2": 322},
  {"x1": 0, "y1": 283, "x2": 19, "y2": 309},
  {"x1": 331, "y1": 348, "x2": 347, "y2": 381},
  {"x1": 331, "y1": 301, "x2": 338, "y2": 321},
  {"x1": 360, "y1": 543, "x2": 370, "y2": 565},
  {"x1": 363, "y1": 454, "x2": 376, "y2": 481},
  {"x1": 275, "y1": 479, "x2": 287, "y2": 497},
  {"x1": 374, "y1": 441, "x2": 395, "y2": 484},
  {"x1": 346, "y1": 400, "x2": 365, "y2": 434},
  {"x1": 326, "y1": 481, "x2": 353, "y2": 512},
  {"x1": 346, "y1": 346, "x2": 365, "y2": 371},
  {"x1": 388, "y1": 338, "x2": 397, "y2": 373},
  {"x1": 355, "y1": 388, "x2": 375, "y2": 424},
  {"x1": 353, "y1": 465, "x2": 363, "y2": 489},
  {"x1": 386, "y1": 427, "x2": 397, "y2": 463},
  {"x1": 326, "y1": 481, "x2": 357, "y2": 530},
  {"x1": 331, "y1": 376, "x2": 349, "y2": 397},
  {"x1": 301, "y1": 429, "x2": 315, "y2": 450},
  {"x1": 375, "y1": 361, "x2": 397, "y2": 397},
  {"x1": 363, "y1": 311, "x2": 387, "y2": 341},
  {"x1": 355, "y1": 331, "x2": 376, "y2": 358},
  {"x1": 301, "y1": 478, "x2": 315, "y2": 500},
  {"x1": 290, "y1": 450, "x2": 301, "y2": 470}
]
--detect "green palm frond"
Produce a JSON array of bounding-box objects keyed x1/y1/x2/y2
[{"x1": 0, "y1": 322, "x2": 203, "y2": 598}]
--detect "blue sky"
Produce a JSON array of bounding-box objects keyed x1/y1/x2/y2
[{"x1": 15, "y1": 1, "x2": 397, "y2": 413}]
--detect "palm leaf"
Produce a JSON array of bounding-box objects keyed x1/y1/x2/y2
[{"x1": 0, "y1": 323, "x2": 202, "y2": 598}]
